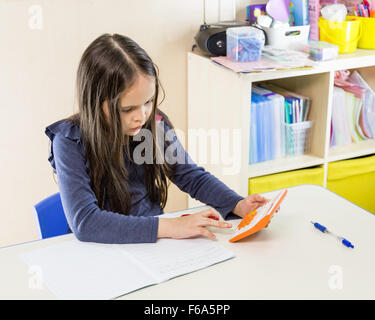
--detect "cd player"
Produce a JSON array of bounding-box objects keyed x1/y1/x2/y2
[{"x1": 194, "y1": 20, "x2": 251, "y2": 56}]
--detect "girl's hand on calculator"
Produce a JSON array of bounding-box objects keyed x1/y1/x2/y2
[
  {"x1": 157, "y1": 208, "x2": 232, "y2": 240},
  {"x1": 232, "y1": 194, "x2": 270, "y2": 219}
]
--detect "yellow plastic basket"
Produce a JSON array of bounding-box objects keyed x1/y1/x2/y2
[
  {"x1": 248, "y1": 167, "x2": 324, "y2": 195},
  {"x1": 348, "y1": 15, "x2": 375, "y2": 49},
  {"x1": 327, "y1": 155, "x2": 375, "y2": 214},
  {"x1": 318, "y1": 17, "x2": 361, "y2": 53}
]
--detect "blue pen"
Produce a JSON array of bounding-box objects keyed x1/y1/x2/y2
[{"x1": 310, "y1": 221, "x2": 354, "y2": 249}]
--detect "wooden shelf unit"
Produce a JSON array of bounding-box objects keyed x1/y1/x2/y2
[{"x1": 187, "y1": 50, "x2": 375, "y2": 207}]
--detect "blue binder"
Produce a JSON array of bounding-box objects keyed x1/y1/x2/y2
[
  {"x1": 253, "y1": 86, "x2": 286, "y2": 159},
  {"x1": 250, "y1": 92, "x2": 275, "y2": 164}
]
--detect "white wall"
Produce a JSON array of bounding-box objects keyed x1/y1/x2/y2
[{"x1": 0, "y1": 0, "x2": 252, "y2": 247}]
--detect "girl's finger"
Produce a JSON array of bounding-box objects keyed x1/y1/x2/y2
[
  {"x1": 204, "y1": 218, "x2": 232, "y2": 229},
  {"x1": 195, "y1": 208, "x2": 215, "y2": 216},
  {"x1": 199, "y1": 227, "x2": 216, "y2": 240},
  {"x1": 258, "y1": 198, "x2": 270, "y2": 205},
  {"x1": 252, "y1": 194, "x2": 267, "y2": 202},
  {"x1": 201, "y1": 209, "x2": 220, "y2": 220}
]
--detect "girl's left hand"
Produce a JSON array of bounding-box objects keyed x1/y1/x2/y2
[{"x1": 232, "y1": 194, "x2": 270, "y2": 219}]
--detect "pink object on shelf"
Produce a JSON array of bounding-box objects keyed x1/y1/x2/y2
[
  {"x1": 320, "y1": 0, "x2": 338, "y2": 4},
  {"x1": 266, "y1": 0, "x2": 291, "y2": 22},
  {"x1": 334, "y1": 70, "x2": 366, "y2": 99},
  {"x1": 334, "y1": 70, "x2": 351, "y2": 86},
  {"x1": 308, "y1": 0, "x2": 321, "y2": 41}
]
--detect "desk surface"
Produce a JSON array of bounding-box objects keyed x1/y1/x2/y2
[{"x1": 1, "y1": 185, "x2": 374, "y2": 299}]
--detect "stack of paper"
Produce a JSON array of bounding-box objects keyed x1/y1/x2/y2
[
  {"x1": 349, "y1": 71, "x2": 375, "y2": 139},
  {"x1": 330, "y1": 71, "x2": 375, "y2": 148},
  {"x1": 331, "y1": 87, "x2": 352, "y2": 147},
  {"x1": 211, "y1": 47, "x2": 315, "y2": 73}
]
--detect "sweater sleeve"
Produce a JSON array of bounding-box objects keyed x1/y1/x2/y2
[
  {"x1": 51, "y1": 134, "x2": 159, "y2": 244},
  {"x1": 163, "y1": 122, "x2": 244, "y2": 220}
]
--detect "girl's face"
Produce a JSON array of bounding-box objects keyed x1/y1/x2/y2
[{"x1": 103, "y1": 73, "x2": 155, "y2": 136}]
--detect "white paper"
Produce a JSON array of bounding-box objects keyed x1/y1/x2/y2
[
  {"x1": 120, "y1": 238, "x2": 235, "y2": 283},
  {"x1": 20, "y1": 240, "x2": 155, "y2": 300},
  {"x1": 20, "y1": 236, "x2": 235, "y2": 299}
]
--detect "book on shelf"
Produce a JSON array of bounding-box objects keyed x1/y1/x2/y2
[{"x1": 250, "y1": 84, "x2": 312, "y2": 164}]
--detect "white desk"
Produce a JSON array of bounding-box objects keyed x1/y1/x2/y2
[{"x1": 1, "y1": 185, "x2": 374, "y2": 299}]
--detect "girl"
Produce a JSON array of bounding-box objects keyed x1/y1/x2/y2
[{"x1": 45, "y1": 33, "x2": 269, "y2": 244}]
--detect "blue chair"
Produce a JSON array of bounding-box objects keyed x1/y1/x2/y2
[{"x1": 33, "y1": 192, "x2": 69, "y2": 239}]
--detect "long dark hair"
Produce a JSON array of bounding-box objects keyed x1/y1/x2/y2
[{"x1": 69, "y1": 33, "x2": 173, "y2": 214}]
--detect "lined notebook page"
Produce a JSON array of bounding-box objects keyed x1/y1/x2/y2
[
  {"x1": 20, "y1": 236, "x2": 235, "y2": 299},
  {"x1": 121, "y1": 238, "x2": 235, "y2": 283}
]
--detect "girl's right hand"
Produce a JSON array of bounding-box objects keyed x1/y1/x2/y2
[{"x1": 157, "y1": 209, "x2": 232, "y2": 240}]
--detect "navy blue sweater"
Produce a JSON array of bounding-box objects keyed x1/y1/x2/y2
[{"x1": 45, "y1": 115, "x2": 243, "y2": 244}]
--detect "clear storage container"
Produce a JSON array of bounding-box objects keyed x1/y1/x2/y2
[
  {"x1": 283, "y1": 120, "x2": 314, "y2": 156},
  {"x1": 305, "y1": 40, "x2": 339, "y2": 61},
  {"x1": 226, "y1": 26, "x2": 265, "y2": 62}
]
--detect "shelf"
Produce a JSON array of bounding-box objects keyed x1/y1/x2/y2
[
  {"x1": 319, "y1": 49, "x2": 375, "y2": 70},
  {"x1": 187, "y1": 50, "x2": 375, "y2": 199},
  {"x1": 328, "y1": 139, "x2": 375, "y2": 162},
  {"x1": 248, "y1": 155, "x2": 324, "y2": 178},
  {"x1": 208, "y1": 49, "x2": 375, "y2": 83}
]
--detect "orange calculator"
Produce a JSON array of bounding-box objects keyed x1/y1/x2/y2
[{"x1": 229, "y1": 189, "x2": 288, "y2": 243}]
